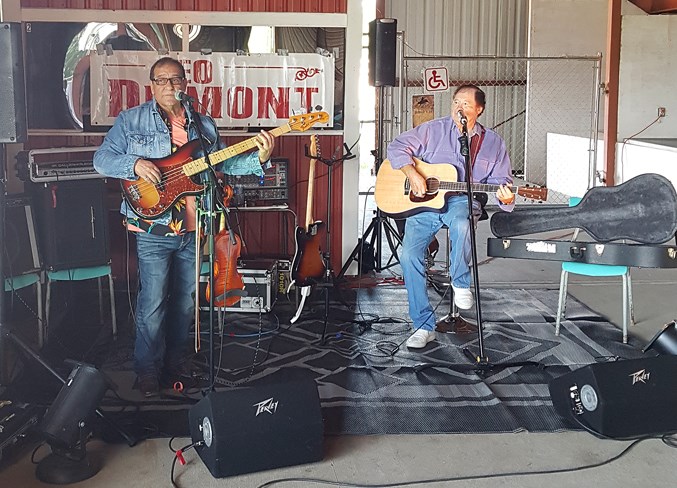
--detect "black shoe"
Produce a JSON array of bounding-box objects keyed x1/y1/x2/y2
[
  {"x1": 137, "y1": 374, "x2": 159, "y2": 398},
  {"x1": 160, "y1": 360, "x2": 197, "y2": 389}
]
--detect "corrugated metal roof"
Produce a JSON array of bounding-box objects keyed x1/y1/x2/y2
[{"x1": 386, "y1": 0, "x2": 528, "y2": 56}]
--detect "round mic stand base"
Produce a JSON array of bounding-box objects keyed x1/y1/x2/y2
[
  {"x1": 36, "y1": 445, "x2": 101, "y2": 485},
  {"x1": 436, "y1": 315, "x2": 477, "y2": 335}
]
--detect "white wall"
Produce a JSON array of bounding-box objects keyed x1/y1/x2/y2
[
  {"x1": 618, "y1": 15, "x2": 677, "y2": 140},
  {"x1": 530, "y1": 0, "x2": 677, "y2": 188}
]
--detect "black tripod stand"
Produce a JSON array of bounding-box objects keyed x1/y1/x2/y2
[{"x1": 338, "y1": 85, "x2": 402, "y2": 278}]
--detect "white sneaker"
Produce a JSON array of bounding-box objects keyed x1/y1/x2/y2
[
  {"x1": 452, "y1": 286, "x2": 474, "y2": 310},
  {"x1": 406, "y1": 329, "x2": 436, "y2": 348}
]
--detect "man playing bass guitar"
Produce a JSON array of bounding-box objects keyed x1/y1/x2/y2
[
  {"x1": 386, "y1": 84, "x2": 514, "y2": 349},
  {"x1": 94, "y1": 57, "x2": 275, "y2": 396}
]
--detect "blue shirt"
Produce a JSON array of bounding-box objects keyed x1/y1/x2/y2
[
  {"x1": 93, "y1": 100, "x2": 264, "y2": 226},
  {"x1": 386, "y1": 116, "x2": 514, "y2": 210}
]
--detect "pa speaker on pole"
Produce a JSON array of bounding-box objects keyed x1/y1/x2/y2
[
  {"x1": 549, "y1": 355, "x2": 677, "y2": 438},
  {"x1": 189, "y1": 368, "x2": 323, "y2": 478},
  {"x1": 368, "y1": 18, "x2": 397, "y2": 87}
]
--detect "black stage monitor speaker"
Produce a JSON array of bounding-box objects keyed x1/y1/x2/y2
[
  {"x1": 368, "y1": 18, "x2": 397, "y2": 87},
  {"x1": 29, "y1": 180, "x2": 109, "y2": 271},
  {"x1": 189, "y1": 369, "x2": 323, "y2": 478},
  {"x1": 549, "y1": 355, "x2": 677, "y2": 438},
  {"x1": 0, "y1": 23, "x2": 28, "y2": 143}
]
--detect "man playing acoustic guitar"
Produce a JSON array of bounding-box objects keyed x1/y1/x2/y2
[
  {"x1": 94, "y1": 57, "x2": 275, "y2": 396},
  {"x1": 386, "y1": 84, "x2": 514, "y2": 349}
]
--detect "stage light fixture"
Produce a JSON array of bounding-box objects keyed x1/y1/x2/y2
[
  {"x1": 643, "y1": 320, "x2": 677, "y2": 356},
  {"x1": 36, "y1": 362, "x2": 108, "y2": 484}
]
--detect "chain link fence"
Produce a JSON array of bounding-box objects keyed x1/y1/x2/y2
[{"x1": 383, "y1": 53, "x2": 602, "y2": 206}]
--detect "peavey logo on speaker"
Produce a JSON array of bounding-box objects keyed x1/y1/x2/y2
[
  {"x1": 253, "y1": 397, "x2": 279, "y2": 416},
  {"x1": 629, "y1": 368, "x2": 650, "y2": 385}
]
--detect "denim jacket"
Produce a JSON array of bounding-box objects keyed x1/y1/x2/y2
[{"x1": 94, "y1": 100, "x2": 264, "y2": 226}]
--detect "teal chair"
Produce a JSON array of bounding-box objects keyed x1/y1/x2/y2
[
  {"x1": 4, "y1": 272, "x2": 45, "y2": 347},
  {"x1": 45, "y1": 265, "x2": 117, "y2": 344},
  {"x1": 555, "y1": 197, "x2": 634, "y2": 343}
]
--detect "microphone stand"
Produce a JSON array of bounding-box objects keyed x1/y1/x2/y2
[
  {"x1": 456, "y1": 117, "x2": 489, "y2": 365},
  {"x1": 183, "y1": 98, "x2": 230, "y2": 393}
]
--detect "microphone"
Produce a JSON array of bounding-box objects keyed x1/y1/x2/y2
[
  {"x1": 175, "y1": 91, "x2": 195, "y2": 104},
  {"x1": 457, "y1": 110, "x2": 468, "y2": 125}
]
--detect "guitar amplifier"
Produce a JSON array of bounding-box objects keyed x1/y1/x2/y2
[
  {"x1": 224, "y1": 158, "x2": 288, "y2": 206},
  {"x1": 15, "y1": 146, "x2": 104, "y2": 183},
  {"x1": 200, "y1": 259, "x2": 278, "y2": 313}
]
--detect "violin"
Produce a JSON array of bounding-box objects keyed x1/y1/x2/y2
[{"x1": 205, "y1": 184, "x2": 245, "y2": 307}]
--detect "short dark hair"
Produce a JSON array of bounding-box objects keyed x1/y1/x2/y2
[
  {"x1": 453, "y1": 84, "x2": 486, "y2": 110},
  {"x1": 149, "y1": 57, "x2": 185, "y2": 80}
]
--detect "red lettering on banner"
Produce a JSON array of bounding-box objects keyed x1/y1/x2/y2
[
  {"x1": 107, "y1": 79, "x2": 141, "y2": 117},
  {"x1": 181, "y1": 60, "x2": 192, "y2": 79},
  {"x1": 227, "y1": 86, "x2": 253, "y2": 119},
  {"x1": 257, "y1": 87, "x2": 290, "y2": 119},
  {"x1": 186, "y1": 86, "x2": 223, "y2": 118},
  {"x1": 294, "y1": 87, "x2": 319, "y2": 112},
  {"x1": 193, "y1": 60, "x2": 213, "y2": 84}
]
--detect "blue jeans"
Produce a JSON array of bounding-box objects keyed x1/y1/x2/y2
[
  {"x1": 134, "y1": 231, "x2": 196, "y2": 375},
  {"x1": 400, "y1": 196, "x2": 480, "y2": 332}
]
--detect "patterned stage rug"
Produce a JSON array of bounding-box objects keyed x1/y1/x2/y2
[{"x1": 96, "y1": 286, "x2": 646, "y2": 436}]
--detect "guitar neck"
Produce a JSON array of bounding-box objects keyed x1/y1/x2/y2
[
  {"x1": 305, "y1": 161, "x2": 316, "y2": 229},
  {"x1": 439, "y1": 181, "x2": 517, "y2": 194},
  {"x1": 184, "y1": 124, "x2": 291, "y2": 176}
]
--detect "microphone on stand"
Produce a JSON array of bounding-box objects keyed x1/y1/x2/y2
[
  {"x1": 457, "y1": 110, "x2": 468, "y2": 126},
  {"x1": 174, "y1": 91, "x2": 195, "y2": 104}
]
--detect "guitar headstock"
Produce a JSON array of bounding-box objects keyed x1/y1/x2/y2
[
  {"x1": 289, "y1": 112, "x2": 330, "y2": 132},
  {"x1": 517, "y1": 185, "x2": 548, "y2": 202}
]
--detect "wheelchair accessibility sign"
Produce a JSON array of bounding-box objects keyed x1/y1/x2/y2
[{"x1": 424, "y1": 67, "x2": 448, "y2": 92}]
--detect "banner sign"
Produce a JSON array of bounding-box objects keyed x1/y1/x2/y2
[{"x1": 90, "y1": 51, "x2": 334, "y2": 128}]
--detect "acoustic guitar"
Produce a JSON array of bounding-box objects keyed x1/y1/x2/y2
[
  {"x1": 374, "y1": 157, "x2": 548, "y2": 218},
  {"x1": 121, "y1": 112, "x2": 329, "y2": 220},
  {"x1": 291, "y1": 135, "x2": 326, "y2": 287}
]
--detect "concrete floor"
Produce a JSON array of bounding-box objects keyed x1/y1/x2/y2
[{"x1": 2, "y1": 218, "x2": 677, "y2": 487}]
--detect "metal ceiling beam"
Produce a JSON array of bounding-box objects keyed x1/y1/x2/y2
[{"x1": 628, "y1": 0, "x2": 677, "y2": 14}]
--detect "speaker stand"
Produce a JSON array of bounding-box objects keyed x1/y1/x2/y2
[{"x1": 338, "y1": 85, "x2": 402, "y2": 278}]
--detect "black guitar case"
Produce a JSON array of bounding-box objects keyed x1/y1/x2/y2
[{"x1": 490, "y1": 173, "x2": 677, "y2": 244}]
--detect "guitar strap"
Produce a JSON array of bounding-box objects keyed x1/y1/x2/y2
[{"x1": 469, "y1": 125, "x2": 486, "y2": 167}]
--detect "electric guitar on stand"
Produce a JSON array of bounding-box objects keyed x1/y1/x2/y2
[{"x1": 290, "y1": 135, "x2": 326, "y2": 323}]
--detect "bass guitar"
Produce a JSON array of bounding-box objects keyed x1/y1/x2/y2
[
  {"x1": 374, "y1": 157, "x2": 548, "y2": 218},
  {"x1": 291, "y1": 135, "x2": 326, "y2": 287},
  {"x1": 121, "y1": 111, "x2": 329, "y2": 220}
]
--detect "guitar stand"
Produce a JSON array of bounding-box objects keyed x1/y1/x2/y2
[{"x1": 317, "y1": 254, "x2": 334, "y2": 345}]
